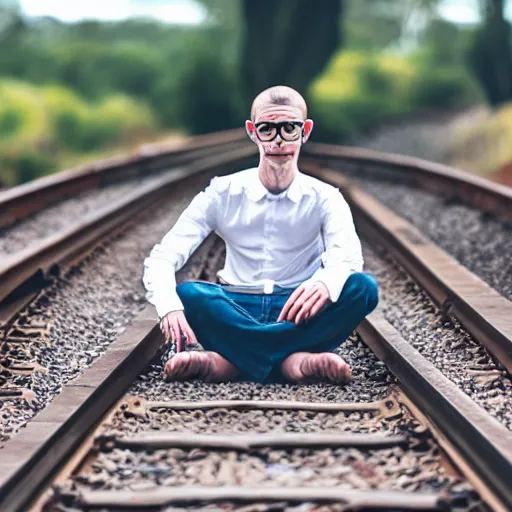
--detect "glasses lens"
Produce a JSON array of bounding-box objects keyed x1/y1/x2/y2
[
  {"x1": 280, "y1": 122, "x2": 302, "y2": 141},
  {"x1": 256, "y1": 123, "x2": 276, "y2": 141}
]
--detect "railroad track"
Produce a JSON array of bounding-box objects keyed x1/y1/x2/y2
[{"x1": 0, "y1": 133, "x2": 511, "y2": 511}]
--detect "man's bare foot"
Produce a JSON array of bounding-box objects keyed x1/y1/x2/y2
[
  {"x1": 164, "y1": 351, "x2": 239, "y2": 382},
  {"x1": 281, "y1": 352, "x2": 351, "y2": 384}
]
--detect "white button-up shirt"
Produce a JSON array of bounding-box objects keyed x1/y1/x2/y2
[{"x1": 143, "y1": 167, "x2": 363, "y2": 318}]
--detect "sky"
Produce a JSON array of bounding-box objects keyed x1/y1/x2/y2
[
  {"x1": 18, "y1": 0, "x2": 512, "y2": 25},
  {"x1": 19, "y1": 0, "x2": 207, "y2": 24}
]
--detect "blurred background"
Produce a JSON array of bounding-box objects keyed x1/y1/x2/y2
[{"x1": 0, "y1": 0, "x2": 511, "y2": 186}]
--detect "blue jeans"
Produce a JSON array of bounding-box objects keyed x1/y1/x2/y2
[{"x1": 176, "y1": 273, "x2": 379, "y2": 383}]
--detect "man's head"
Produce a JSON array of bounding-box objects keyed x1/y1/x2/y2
[{"x1": 246, "y1": 86, "x2": 314, "y2": 167}]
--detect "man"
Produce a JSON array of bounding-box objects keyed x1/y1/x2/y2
[{"x1": 143, "y1": 86, "x2": 378, "y2": 385}]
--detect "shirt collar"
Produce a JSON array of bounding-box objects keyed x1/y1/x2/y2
[{"x1": 246, "y1": 169, "x2": 305, "y2": 203}]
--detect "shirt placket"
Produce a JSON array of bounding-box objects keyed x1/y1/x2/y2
[{"x1": 262, "y1": 197, "x2": 278, "y2": 322}]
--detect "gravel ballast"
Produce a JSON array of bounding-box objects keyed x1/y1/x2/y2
[
  {"x1": 352, "y1": 178, "x2": 512, "y2": 302},
  {"x1": 0, "y1": 175, "x2": 164, "y2": 257},
  {"x1": 0, "y1": 174, "x2": 213, "y2": 446},
  {"x1": 363, "y1": 243, "x2": 512, "y2": 430}
]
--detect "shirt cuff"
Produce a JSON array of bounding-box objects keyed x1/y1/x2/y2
[
  {"x1": 151, "y1": 294, "x2": 185, "y2": 319},
  {"x1": 306, "y1": 266, "x2": 352, "y2": 303}
]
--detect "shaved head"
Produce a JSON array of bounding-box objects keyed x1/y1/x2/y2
[{"x1": 251, "y1": 86, "x2": 307, "y2": 121}]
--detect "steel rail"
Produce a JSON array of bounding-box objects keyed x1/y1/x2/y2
[
  {"x1": 0, "y1": 145, "x2": 256, "y2": 308},
  {"x1": 302, "y1": 163, "x2": 512, "y2": 374},
  {"x1": 358, "y1": 311, "x2": 512, "y2": 512},
  {"x1": 2, "y1": 246, "x2": 510, "y2": 510},
  {"x1": 1, "y1": 144, "x2": 511, "y2": 511},
  {"x1": 0, "y1": 128, "x2": 247, "y2": 228},
  {"x1": 302, "y1": 143, "x2": 512, "y2": 219},
  {"x1": 0, "y1": 235, "x2": 218, "y2": 512}
]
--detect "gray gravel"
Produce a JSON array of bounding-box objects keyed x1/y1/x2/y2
[
  {"x1": 73, "y1": 445, "x2": 462, "y2": 495},
  {"x1": 353, "y1": 179, "x2": 512, "y2": 302},
  {"x1": 106, "y1": 407, "x2": 392, "y2": 437},
  {"x1": 352, "y1": 108, "x2": 488, "y2": 164},
  {"x1": 0, "y1": 175, "x2": 163, "y2": 257},
  {"x1": 363, "y1": 243, "x2": 512, "y2": 430},
  {"x1": 130, "y1": 332, "x2": 394, "y2": 405},
  {"x1": 0, "y1": 174, "x2": 213, "y2": 446}
]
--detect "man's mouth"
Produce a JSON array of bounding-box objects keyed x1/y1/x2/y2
[{"x1": 265, "y1": 153, "x2": 293, "y2": 158}]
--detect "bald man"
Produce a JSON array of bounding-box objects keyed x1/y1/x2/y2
[{"x1": 143, "y1": 86, "x2": 378, "y2": 384}]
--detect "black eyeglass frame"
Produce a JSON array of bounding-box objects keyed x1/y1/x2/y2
[{"x1": 253, "y1": 121, "x2": 305, "y2": 142}]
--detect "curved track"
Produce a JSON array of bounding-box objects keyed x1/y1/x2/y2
[{"x1": 0, "y1": 135, "x2": 511, "y2": 512}]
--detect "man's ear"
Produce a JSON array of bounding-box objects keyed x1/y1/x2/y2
[
  {"x1": 302, "y1": 119, "x2": 314, "y2": 143},
  {"x1": 245, "y1": 120, "x2": 256, "y2": 142}
]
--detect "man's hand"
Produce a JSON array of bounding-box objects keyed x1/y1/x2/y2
[
  {"x1": 277, "y1": 282, "x2": 331, "y2": 325},
  {"x1": 159, "y1": 311, "x2": 198, "y2": 352}
]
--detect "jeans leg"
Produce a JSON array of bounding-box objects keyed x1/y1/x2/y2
[
  {"x1": 177, "y1": 274, "x2": 378, "y2": 383},
  {"x1": 177, "y1": 282, "x2": 294, "y2": 382}
]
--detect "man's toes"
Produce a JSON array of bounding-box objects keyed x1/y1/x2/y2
[
  {"x1": 164, "y1": 352, "x2": 208, "y2": 381},
  {"x1": 164, "y1": 352, "x2": 190, "y2": 380},
  {"x1": 327, "y1": 355, "x2": 351, "y2": 382},
  {"x1": 301, "y1": 353, "x2": 351, "y2": 383}
]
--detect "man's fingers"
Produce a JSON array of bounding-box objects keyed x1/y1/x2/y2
[
  {"x1": 163, "y1": 317, "x2": 172, "y2": 343},
  {"x1": 278, "y1": 287, "x2": 305, "y2": 322},
  {"x1": 168, "y1": 318, "x2": 183, "y2": 351},
  {"x1": 287, "y1": 287, "x2": 318, "y2": 322},
  {"x1": 308, "y1": 295, "x2": 329, "y2": 320},
  {"x1": 295, "y1": 291, "x2": 322, "y2": 324},
  {"x1": 185, "y1": 327, "x2": 198, "y2": 346}
]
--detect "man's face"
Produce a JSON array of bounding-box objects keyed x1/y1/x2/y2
[{"x1": 246, "y1": 104, "x2": 313, "y2": 166}]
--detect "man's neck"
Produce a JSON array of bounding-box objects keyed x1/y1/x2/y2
[{"x1": 258, "y1": 160, "x2": 298, "y2": 194}]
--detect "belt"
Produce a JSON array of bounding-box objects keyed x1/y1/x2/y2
[{"x1": 219, "y1": 279, "x2": 291, "y2": 295}]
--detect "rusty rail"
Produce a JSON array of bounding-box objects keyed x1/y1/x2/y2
[
  {"x1": 358, "y1": 311, "x2": 512, "y2": 512},
  {"x1": 0, "y1": 145, "x2": 256, "y2": 311},
  {"x1": 302, "y1": 163, "x2": 512, "y2": 374},
  {"x1": 302, "y1": 143, "x2": 512, "y2": 219},
  {"x1": 0, "y1": 236, "x2": 218, "y2": 512},
  {"x1": 0, "y1": 128, "x2": 247, "y2": 228}
]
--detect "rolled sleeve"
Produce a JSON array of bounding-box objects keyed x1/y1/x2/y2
[
  {"x1": 142, "y1": 179, "x2": 218, "y2": 318},
  {"x1": 306, "y1": 188, "x2": 363, "y2": 302}
]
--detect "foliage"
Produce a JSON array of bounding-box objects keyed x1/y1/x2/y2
[
  {"x1": 0, "y1": 0, "x2": 500, "y2": 184},
  {"x1": 0, "y1": 80, "x2": 158, "y2": 184},
  {"x1": 309, "y1": 47, "x2": 481, "y2": 142}
]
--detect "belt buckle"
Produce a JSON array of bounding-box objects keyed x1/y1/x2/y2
[{"x1": 263, "y1": 279, "x2": 274, "y2": 294}]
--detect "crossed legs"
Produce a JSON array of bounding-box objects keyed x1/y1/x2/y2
[
  {"x1": 164, "y1": 273, "x2": 378, "y2": 384},
  {"x1": 164, "y1": 350, "x2": 351, "y2": 383}
]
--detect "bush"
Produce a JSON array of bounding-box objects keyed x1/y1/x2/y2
[
  {"x1": 42, "y1": 85, "x2": 91, "y2": 151},
  {"x1": 449, "y1": 103, "x2": 512, "y2": 176},
  {"x1": 309, "y1": 51, "x2": 411, "y2": 141},
  {"x1": 309, "y1": 49, "x2": 480, "y2": 142},
  {"x1": 155, "y1": 45, "x2": 239, "y2": 134},
  {"x1": 409, "y1": 68, "x2": 472, "y2": 109},
  {"x1": 0, "y1": 80, "x2": 48, "y2": 150},
  {"x1": 0, "y1": 79, "x2": 160, "y2": 184},
  {"x1": 14, "y1": 151, "x2": 55, "y2": 184}
]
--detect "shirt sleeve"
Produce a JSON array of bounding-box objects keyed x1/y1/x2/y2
[
  {"x1": 303, "y1": 187, "x2": 363, "y2": 302},
  {"x1": 142, "y1": 179, "x2": 217, "y2": 318}
]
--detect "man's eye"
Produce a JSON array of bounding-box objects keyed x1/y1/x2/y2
[
  {"x1": 283, "y1": 123, "x2": 297, "y2": 134},
  {"x1": 257, "y1": 124, "x2": 272, "y2": 134}
]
